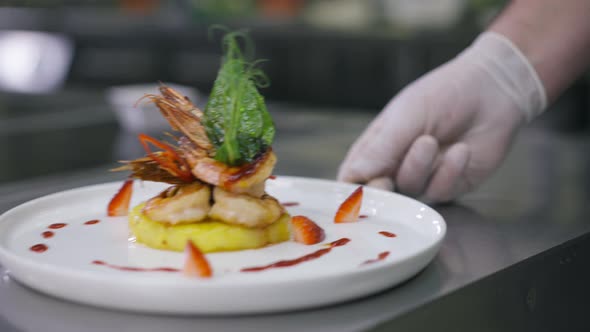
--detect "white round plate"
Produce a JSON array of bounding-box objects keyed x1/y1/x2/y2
[{"x1": 0, "y1": 176, "x2": 445, "y2": 314}]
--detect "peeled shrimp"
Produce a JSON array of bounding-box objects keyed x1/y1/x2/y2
[
  {"x1": 191, "y1": 149, "x2": 276, "y2": 196},
  {"x1": 208, "y1": 187, "x2": 283, "y2": 228},
  {"x1": 142, "y1": 182, "x2": 211, "y2": 224}
]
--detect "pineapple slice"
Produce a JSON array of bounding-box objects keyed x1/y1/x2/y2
[{"x1": 129, "y1": 204, "x2": 290, "y2": 253}]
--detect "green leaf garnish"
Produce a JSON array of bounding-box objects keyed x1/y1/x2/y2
[{"x1": 203, "y1": 30, "x2": 275, "y2": 166}]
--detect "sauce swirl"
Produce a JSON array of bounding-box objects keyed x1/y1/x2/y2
[
  {"x1": 92, "y1": 260, "x2": 179, "y2": 273},
  {"x1": 241, "y1": 238, "x2": 351, "y2": 272},
  {"x1": 362, "y1": 251, "x2": 390, "y2": 265}
]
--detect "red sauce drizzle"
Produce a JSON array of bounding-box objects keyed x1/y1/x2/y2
[
  {"x1": 359, "y1": 215, "x2": 369, "y2": 219},
  {"x1": 84, "y1": 219, "x2": 100, "y2": 225},
  {"x1": 241, "y1": 238, "x2": 351, "y2": 272},
  {"x1": 379, "y1": 231, "x2": 397, "y2": 238},
  {"x1": 281, "y1": 202, "x2": 300, "y2": 207},
  {"x1": 362, "y1": 251, "x2": 390, "y2": 265},
  {"x1": 30, "y1": 244, "x2": 48, "y2": 253},
  {"x1": 92, "y1": 260, "x2": 179, "y2": 273},
  {"x1": 42, "y1": 231, "x2": 54, "y2": 239},
  {"x1": 48, "y1": 223, "x2": 67, "y2": 229}
]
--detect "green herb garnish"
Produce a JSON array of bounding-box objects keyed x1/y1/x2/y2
[{"x1": 203, "y1": 30, "x2": 275, "y2": 166}]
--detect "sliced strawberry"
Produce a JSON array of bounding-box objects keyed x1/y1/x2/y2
[
  {"x1": 334, "y1": 186, "x2": 363, "y2": 223},
  {"x1": 183, "y1": 241, "x2": 212, "y2": 278},
  {"x1": 291, "y1": 215, "x2": 325, "y2": 245},
  {"x1": 107, "y1": 179, "x2": 133, "y2": 217}
]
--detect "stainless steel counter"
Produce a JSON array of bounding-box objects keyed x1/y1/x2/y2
[{"x1": 0, "y1": 106, "x2": 589, "y2": 331}]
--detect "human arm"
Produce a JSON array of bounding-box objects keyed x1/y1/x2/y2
[
  {"x1": 491, "y1": 0, "x2": 590, "y2": 103},
  {"x1": 338, "y1": 0, "x2": 590, "y2": 202}
]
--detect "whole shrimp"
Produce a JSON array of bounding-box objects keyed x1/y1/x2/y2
[{"x1": 116, "y1": 84, "x2": 276, "y2": 196}]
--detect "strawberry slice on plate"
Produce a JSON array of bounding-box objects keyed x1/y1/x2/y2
[
  {"x1": 291, "y1": 215, "x2": 325, "y2": 245},
  {"x1": 334, "y1": 186, "x2": 363, "y2": 223},
  {"x1": 107, "y1": 179, "x2": 133, "y2": 217},
  {"x1": 183, "y1": 241, "x2": 212, "y2": 278}
]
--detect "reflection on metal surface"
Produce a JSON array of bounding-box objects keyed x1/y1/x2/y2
[{"x1": 0, "y1": 31, "x2": 72, "y2": 93}]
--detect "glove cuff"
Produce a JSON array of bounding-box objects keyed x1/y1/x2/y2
[{"x1": 463, "y1": 31, "x2": 548, "y2": 122}]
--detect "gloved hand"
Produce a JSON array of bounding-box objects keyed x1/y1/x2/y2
[{"x1": 338, "y1": 32, "x2": 547, "y2": 202}]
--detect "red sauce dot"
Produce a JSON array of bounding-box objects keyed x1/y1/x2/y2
[
  {"x1": 92, "y1": 260, "x2": 106, "y2": 265},
  {"x1": 84, "y1": 219, "x2": 100, "y2": 225},
  {"x1": 281, "y1": 202, "x2": 300, "y2": 207},
  {"x1": 379, "y1": 231, "x2": 397, "y2": 238},
  {"x1": 359, "y1": 215, "x2": 369, "y2": 219},
  {"x1": 42, "y1": 231, "x2": 54, "y2": 239},
  {"x1": 48, "y1": 223, "x2": 67, "y2": 229},
  {"x1": 269, "y1": 175, "x2": 277, "y2": 180},
  {"x1": 30, "y1": 244, "x2": 48, "y2": 253}
]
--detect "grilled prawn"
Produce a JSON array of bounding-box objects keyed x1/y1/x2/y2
[{"x1": 117, "y1": 85, "x2": 274, "y2": 197}]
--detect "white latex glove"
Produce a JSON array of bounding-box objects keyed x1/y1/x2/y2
[{"x1": 338, "y1": 32, "x2": 547, "y2": 202}]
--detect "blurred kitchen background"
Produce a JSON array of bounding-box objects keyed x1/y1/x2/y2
[{"x1": 0, "y1": 0, "x2": 587, "y2": 184}]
